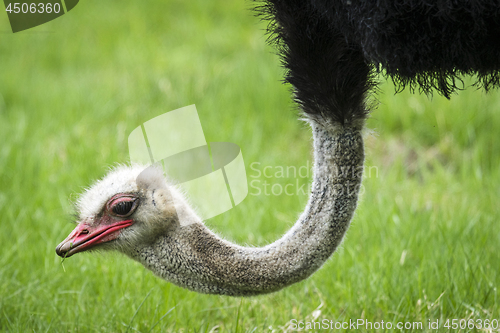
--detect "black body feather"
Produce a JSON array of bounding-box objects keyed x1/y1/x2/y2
[{"x1": 257, "y1": 0, "x2": 500, "y2": 124}]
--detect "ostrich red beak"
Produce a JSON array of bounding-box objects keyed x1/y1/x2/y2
[{"x1": 56, "y1": 219, "x2": 133, "y2": 258}]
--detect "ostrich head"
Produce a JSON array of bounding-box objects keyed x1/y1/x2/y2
[{"x1": 56, "y1": 165, "x2": 183, "y2": 258}]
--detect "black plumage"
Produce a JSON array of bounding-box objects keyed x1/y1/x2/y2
[{"x1": 257, "y1": 0, "x2": 500, "y2": 123}]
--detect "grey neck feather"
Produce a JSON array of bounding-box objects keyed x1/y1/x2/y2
[{"x1": 125, "y1": 120, "x2": 364, "y2": 296}]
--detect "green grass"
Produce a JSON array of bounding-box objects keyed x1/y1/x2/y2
[{"x1": 0, "y1": 0, "x2": 499, "y2": 332}]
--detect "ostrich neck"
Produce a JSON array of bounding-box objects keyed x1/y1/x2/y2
[{"x1": 129, "y1": 121, "x2": 365, "y2": 296}]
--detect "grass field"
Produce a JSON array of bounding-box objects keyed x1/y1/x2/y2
[{"x1": 0, "y1": 1, "x2": 499, "y2": 332}]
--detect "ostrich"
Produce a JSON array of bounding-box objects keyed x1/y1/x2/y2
[{"x1": 56, "y1": 0, "x2": 500, "y2": 296}]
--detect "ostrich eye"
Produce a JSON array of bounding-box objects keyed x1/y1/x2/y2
[
  {"x1": 112, "y1": 201, "x2": 134, "y2": 216},
  {"x1": 108, "y1": 197, "x2": 138, "y2": 217}
]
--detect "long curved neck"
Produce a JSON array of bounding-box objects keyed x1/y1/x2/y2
[{"x1": 127, "y1": 120, "x2": 364, "y2": 296}]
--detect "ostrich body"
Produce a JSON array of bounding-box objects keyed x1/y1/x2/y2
[
  {"x1": 306, "y1": 0, "x2": 500, "y2": 97},
  {"x1": 57, "y1": 0, "x2": 500, "y2": 295}
]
